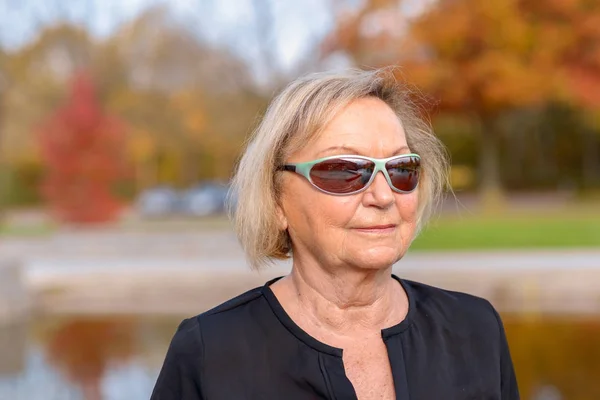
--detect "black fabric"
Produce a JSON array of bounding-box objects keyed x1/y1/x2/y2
[{"x1": 151, "y1": 275, "x2": 520, "y2": 399}]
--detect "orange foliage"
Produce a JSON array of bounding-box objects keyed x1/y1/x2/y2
[
  {"x1": 325, "y1": 0, "x2": 600, "y2": 113},
  {"x1": 324, "y1": 0, "x2": 600, "y2": 198}
]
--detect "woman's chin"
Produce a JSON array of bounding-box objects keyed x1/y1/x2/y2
[{"x1": 348, "y1": 248, "x2": 403, "y2": 271}]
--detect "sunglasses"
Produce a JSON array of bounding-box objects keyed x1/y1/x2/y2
[{"x1": 278, "y1": 154, "x2": 421, "y2": 195}]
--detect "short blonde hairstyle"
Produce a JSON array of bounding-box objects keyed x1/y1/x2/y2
[{"x1": 228, "y1": 67, "x2": 449, "y2": 270}]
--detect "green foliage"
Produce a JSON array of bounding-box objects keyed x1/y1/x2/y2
[{"x1": 3, "y1": 159, "x2": 44, "y2": 206}]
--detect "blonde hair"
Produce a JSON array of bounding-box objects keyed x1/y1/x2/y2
[{"x1": 228, "y1": 67, "x2": 449, "y2": 270}]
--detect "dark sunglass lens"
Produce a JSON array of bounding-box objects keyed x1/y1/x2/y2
[
  {"x1": 310, "y1": 158, "x2": 374, "y2": 193},
  {"x1": 386, "y1": 156, "x2": 420, "y2": 192}
]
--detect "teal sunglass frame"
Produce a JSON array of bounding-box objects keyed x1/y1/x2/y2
[{"x1": 278, "y1": 153, "x2": 421, "y2": 196}]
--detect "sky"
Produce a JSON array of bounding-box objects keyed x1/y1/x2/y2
[
  {"x1": 0, "y1": 0, "x2": 431, "y2": 82},
  {"x1": 0, "y1": 0, "x2": 335, "y2": 73}
]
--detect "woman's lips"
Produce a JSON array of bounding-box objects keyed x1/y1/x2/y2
[{"x1": 353, "y1": 224, "x2": 397, "y2": 233}]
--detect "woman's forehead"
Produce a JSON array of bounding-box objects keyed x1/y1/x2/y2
[
  {"x1": 306, "y1": 100, "x2": 408, "y2": 157},
  {"x1": 284, "y1": 97, "x2": 409, "y2": 162},
  {"x1": 326, "y1": 98, "x2": 402, "y2": 134}
]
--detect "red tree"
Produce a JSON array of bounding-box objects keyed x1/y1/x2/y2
[{"x1": 38, "y1": 72, "x2": 128, "y2": 223}]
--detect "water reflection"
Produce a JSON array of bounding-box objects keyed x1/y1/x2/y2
[
  {"x1": 45, "y1": 318, "x2": 136, "y2": 400},
  {"x1": 0, "y1": 315, "x2": 179, "y2": 400},
  {"x1": 504, "y1": 314, "x2": 600, "y2": 400},
  {"x1": 0, "y1": 321, "x2": 27, "y2": 376},
  {"x1": 0, "y1": 314, "x2": 599, "y2": 399}
]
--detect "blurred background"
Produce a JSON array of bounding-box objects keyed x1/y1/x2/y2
[{"x1": 0, "y1": 0, "x2": 599, "y2": 399}]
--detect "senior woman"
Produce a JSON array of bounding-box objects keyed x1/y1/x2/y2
[{"x1": 151, "y1": 68, "x2": 519, "y2": 400}]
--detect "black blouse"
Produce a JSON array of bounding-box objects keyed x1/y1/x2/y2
[{"x1": 151, "y1": 275, "x2": 519, "y2": 399}]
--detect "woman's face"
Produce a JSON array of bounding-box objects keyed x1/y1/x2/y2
[{"x1": 278, "y1": 97, "x2": 419, "y2": 272}]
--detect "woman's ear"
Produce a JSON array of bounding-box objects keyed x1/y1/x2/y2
[{"x1": 275, "y1": 203, "x2": 288, "y2": 231}]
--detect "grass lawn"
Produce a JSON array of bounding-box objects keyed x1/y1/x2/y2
[
  {"x1": 2, "y1": 205, "x2": 599, "y2": 250},
  {"x1": 0, "y1": 223, "x2": 55, "y2": 237},
  {"x1": 411, "y1": 210, "x2": 600, "y2": 251}
]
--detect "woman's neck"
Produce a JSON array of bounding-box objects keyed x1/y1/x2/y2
[{"x1": 274, "y1": 262, "x2": 409, "y2": 338}]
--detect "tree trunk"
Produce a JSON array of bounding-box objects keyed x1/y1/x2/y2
[
  {"x1": 0, "y1": 85, "x2": 6, "y2": 220},
  {"x1": 478, "y1": 117, "x2": 506, "y2": 212},
  {"x1": 540, "y1": 123, "x2": 557, "y2": 185},
  {"x1": 184, "y1": 145, "x2": 199, "y2": 187},
  {"x1": 581, "y1": 128, "x2": 600, "y2": 190}
]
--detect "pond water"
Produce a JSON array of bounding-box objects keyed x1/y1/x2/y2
[{"x1": 0, "y1": 314, "x2": 599, "y2": 400}]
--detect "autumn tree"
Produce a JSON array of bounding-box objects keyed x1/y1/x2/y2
[
  {"x1": 99, "y1": 6, "x2": 267, "y2": 189},
  {"x1": 1, "y1": 24, "x2": 95, "y2": 213},
  {"x1": 2, "y1": 4, "x2": 275, "y2": 206},
  {"x1": 38, "y1": 71, "x2": 128, "y2": 223},
  {"x1": 0, "y1": 1, "x2": 102, "y2": 215},
  {"x1": 323, "y1": 0, "x2": 600, "y2": 206},
  {"x1": 547, "y1": 0, "x2": 600, "y2": 188}
]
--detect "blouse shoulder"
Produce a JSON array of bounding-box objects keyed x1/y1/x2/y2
[
  {"x1": 403, "y1": 279, "x2": 520, "y2": 398},
  {"x1": 151, "y1": 317, "x2": 205, "y2": 399},
  {"x1": 404, "y1": 279, "x2": 501, "y2": 336},
  {"x1": 201, "y1": 285, "x2": 264, "y2": 317},
  {"x1": 171, "y1": 317, "x2": 204, "y2": 355},
  {"x1": 151, "y1": 285, "x2": 266, "y2": 399}
]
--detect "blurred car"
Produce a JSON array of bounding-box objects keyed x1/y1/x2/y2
[
  {"x1": 136, "y1": 186, "x2": 179, "y2": 218},
  {"x1": 179, "y1": 181, "x2": 231, "y2": 217}
]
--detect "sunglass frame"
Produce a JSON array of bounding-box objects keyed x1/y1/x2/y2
[{"x1": 280, "y1": 153, "x2": 421, "y2": 196}]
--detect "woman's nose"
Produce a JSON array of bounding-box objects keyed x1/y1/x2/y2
[{"x1": 363, "y1": 171, "x2": 395, "y2": 208}]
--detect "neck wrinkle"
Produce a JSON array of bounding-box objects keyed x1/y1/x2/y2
[{"x1": 287, "y1": 259, "x2": 405, "y2": 335}]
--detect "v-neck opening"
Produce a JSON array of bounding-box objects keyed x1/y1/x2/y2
[{"x1": 261, "y1": 274, "x2": 415, "y2": 356}]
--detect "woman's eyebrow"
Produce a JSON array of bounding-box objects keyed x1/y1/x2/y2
[
  {"x1": 316, "y1": 145, "x2": 362, "y2": 156},
  {"x1": 392, "y1": 146, "x2": 411, "y2": 155},
  {"x1": 316, "y1": 145, "x2": 410, "y2": 157}
]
